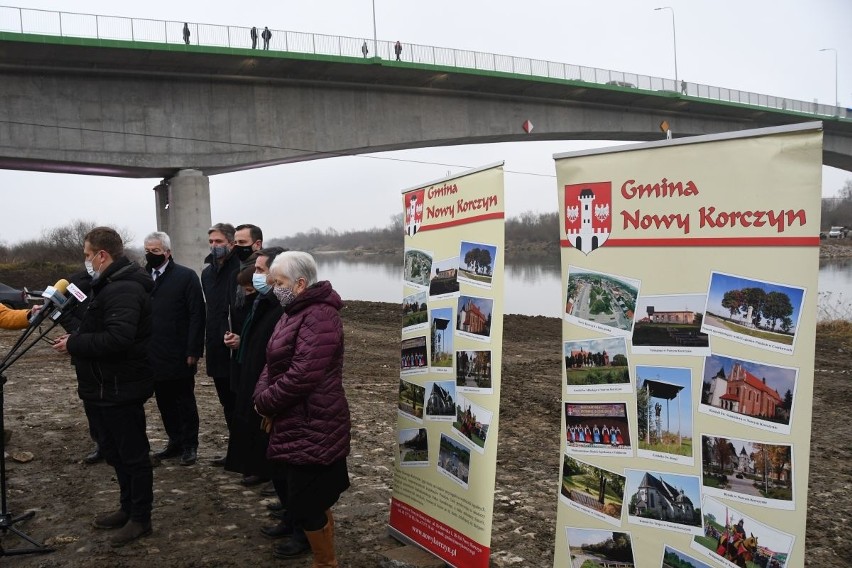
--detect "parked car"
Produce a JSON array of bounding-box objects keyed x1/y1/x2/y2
[
  {"x1": 820, "y1": 231, "x2": 828, "y2": 240},
  {"x1": 605, "y1": 80, "x2": 635, "y2": 88},
  {"x1": 0, "y1": 283, "x2": 28, "y2": 309},
  {"x1": 828, "y1": 226, "x2": 845, "y2": 238},
  {"x1": 735, "y1": 473, "x2": 744, "y2": 479}
]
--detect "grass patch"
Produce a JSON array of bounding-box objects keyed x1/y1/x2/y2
[
  {"x1": 638, "y1": 438, "x2": 692, "y2": 457},
  {"x1": 714, "y1": 319, "x2": 794, "y2": 344}
]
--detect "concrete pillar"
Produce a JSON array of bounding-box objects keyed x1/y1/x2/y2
[{"x1": 153, "y1": 169, "x2": 212, "y2": 274}]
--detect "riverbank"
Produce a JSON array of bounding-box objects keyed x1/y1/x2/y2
[
  {"x1": 307, "y1": 238, "x2": 852, "y2": 259},
  {"x1": 0, "y1": 302, "x2": 849, "y2": 567}
]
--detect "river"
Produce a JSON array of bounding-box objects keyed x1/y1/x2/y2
[{"x1": 314, "y1": 253, "x2": 852, "y2": 318}]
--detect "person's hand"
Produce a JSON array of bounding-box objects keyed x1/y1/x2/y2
[
  {"x1": 52, "y1": 334, "x2": 70, "y2": 354},
  {"x1": 223, "y1": 331, "x2": 240, "y2": 349},
  {"x1": 186, "y1": 356, "x2": 198, "y2": 366},
  {"x1": 27, "y1": 304, "x2": 42, "y2": 322}
]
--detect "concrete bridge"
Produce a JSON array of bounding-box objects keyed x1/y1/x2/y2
[{"x1": 1, "y1": 8, "x2": 850, "y2": 261}]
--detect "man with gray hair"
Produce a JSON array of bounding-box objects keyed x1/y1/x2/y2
[
  {"x1": 144, "y1": 231, "x2": 206, "y2": 466},
  {"x1": 201, "y1": 222, "x2": 240, "y2": 465}
]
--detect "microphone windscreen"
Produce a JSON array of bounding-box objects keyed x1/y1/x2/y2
[{"x1": 53, "y1": 279, "x2": 70, "y2": 294}]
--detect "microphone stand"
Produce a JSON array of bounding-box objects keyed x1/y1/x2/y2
[{"x1": 0, "y1": 320, "x2": 60, "y2": 556}]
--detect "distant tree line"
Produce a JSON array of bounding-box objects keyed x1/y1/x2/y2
[
  {"x1": 821, "y1": 180, "x2": 852, "y2": 230},
  {"x1": 0, "y1": 220, "x2": 136, "y2": 264},
  {"x1": 270, "y1": 210, "x2": 560, "y2": 254}
]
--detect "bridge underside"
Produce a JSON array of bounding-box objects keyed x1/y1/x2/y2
[{"x1": 1, "y1": 37, "x2": 850, "y2": 178}]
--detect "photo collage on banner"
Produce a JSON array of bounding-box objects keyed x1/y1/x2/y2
[
  {"x1": 551, "y1": 124, "x2": 822, "y2": 568},
  {"x1": 389, "y1": 164, "x2": 505, "y2": 568}
]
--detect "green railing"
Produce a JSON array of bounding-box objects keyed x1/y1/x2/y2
[{"x1": 0, "y1": 5, "x2": 846, "y2": 120}]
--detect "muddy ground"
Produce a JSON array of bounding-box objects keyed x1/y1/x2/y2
[{"x1": 0, "y1": 301, "x2": 848, "y2": 567}]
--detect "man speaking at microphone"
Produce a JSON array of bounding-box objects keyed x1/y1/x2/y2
[{"x1": 52, "y1": 226, "x2": 155, "y2": 547}]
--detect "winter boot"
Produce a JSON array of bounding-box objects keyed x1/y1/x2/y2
[{"x1": 304, "y1": 510, "x2": 338, "y2": 568}]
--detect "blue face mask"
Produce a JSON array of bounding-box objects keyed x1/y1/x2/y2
[{"x1": 252, "y1": 273, "x2": 271, "y2": 295}]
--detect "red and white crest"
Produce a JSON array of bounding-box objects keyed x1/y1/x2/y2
[
  {"x1": 564, "y1": 182, "x2": 612, "y2": 255},
  {"x1": 404, "y1": 189, "x2": 425, "y2": 237}
]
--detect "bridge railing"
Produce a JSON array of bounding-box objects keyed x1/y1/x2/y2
[{"x1": 0, "y1": 5, "x2": 846, "y2": 120}]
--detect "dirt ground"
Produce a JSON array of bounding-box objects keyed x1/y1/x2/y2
[{"x1": 0, "y1": 300, "x2": 848, "y2": 567}]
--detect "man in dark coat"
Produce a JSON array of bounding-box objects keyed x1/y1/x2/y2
[
  {"x1": 250, "y1": 26, "x2": 258, "y2": 49},
  {"x1": 60, "y1": 270, "x2": 103, "y2": 464},
  {"x1": 201, "y1": 222, "x2": 240, "y2": 465},
  {"x1": 52, "y1": 226, "x2": 155, "y2": 547},
  {"x1": 261, "y1": 26, "x2": 272, "y2": 50},
  {"x1": 144, "y1": 231, "x2": 206, "y2": 466}
]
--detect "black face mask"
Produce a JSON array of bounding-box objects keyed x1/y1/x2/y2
[
  {"x1": 145, "y1": 252, "x2": 167, "y2": 269},
  {"x1": 235, "y1": 245, "x2": 254, "y2": 262}
]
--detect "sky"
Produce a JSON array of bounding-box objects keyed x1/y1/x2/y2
[{"x1": 2, "y1": 0, "x2": 851, "y2": 248}]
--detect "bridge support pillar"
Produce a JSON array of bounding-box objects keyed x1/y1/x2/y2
[{"x1": 154, "y1": 169, "x2": 212, "y2": 273}]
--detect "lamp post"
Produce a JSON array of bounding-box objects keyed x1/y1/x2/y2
[
  {"x1": 371, "y1": 0, "x2": 378, "y2": 56},
  {"x1": 819, "y1": 48, "x2": 838, "y2": 110},
  {"x1": 654, "y1": 7, "x2": 678, "y2": 86}
]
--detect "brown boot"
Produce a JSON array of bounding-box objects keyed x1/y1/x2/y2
[{"x1": 304, "y1": 511, "x2": 337, "y2": 568}]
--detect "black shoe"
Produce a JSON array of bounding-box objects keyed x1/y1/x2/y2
[
  {"x1": 92, "y1": 510, "x2": 130, "y2": 530},
  {"x1": 266, "y1": 501, "x2": 284, "y2": 512},
  {"x1": 261, "y1": 520, "x2": 293, "y2": 539},
  {"x1": 240, "y1": 475, "x2": 269, "y2": 487},
  {"x1": 269, "y1": 508, "x2": 287, "y2": 520},
  {"x1": 84, "y1": 446, "x2": 103, "y2": 464},
  {"x1": 179, "y1": 447, "x2": 197, "y2": 466},
  {"x1": 272, "y1": 530, "x2": 310, "y2": 559},
  {"x1": 210, "y1": 455, "x2": 227, "y2": 467},
  {"x1": 260, "y1": 481, "x2": 277, "y2": 497},
  {"x1": 109, "y1": 520, "x2": 152, "y2": 547},
  {"x1": 154, "y1": 443, "x2": 181, "y2": 460}
]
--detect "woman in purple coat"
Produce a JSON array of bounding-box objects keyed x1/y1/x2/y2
[{"x1": 253, "y1": 251, "x2": 350, "y2": 567}]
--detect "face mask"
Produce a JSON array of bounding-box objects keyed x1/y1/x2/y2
[
  {"x1": 145, "y1": 252, "x2": 167, "y2": 268},
  {"x1": 85, "y1": 251, "x2": 102, "y2": 278},
  {"x1": 252, "y1": 273, "x2": 271, "y2": 295},
  {"x1": 210, "y1": 244, "x2": 229, "y2": 260},
  {"x1": 235, "y1": 245, "x2": 254, "y2": 262},
  {"x1": 273, "y1": 285, "x2": 298, "y2": 307}
]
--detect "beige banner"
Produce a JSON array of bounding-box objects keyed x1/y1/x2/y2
[
  {"x1": 390, "y1": 163, "x2": 505, "y2": 567},
  {"x1": 552, "y1": 124, "x2": 822, "y2": 568}
]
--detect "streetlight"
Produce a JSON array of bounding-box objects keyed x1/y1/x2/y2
[
  {"x1": 371, "y1": 0, "x2": 378, "y2": 56},
  {"x1": 654, "y1": 7, "x2": 678, "y2": 87},
  {"x1": 819, "y1": 48, "x2": 838, "y2": 110}
]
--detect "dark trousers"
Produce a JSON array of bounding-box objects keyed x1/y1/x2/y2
[
  {"x1": 84, "y1": 401, "x2": 153, "y2": 523},
  {"x1": 154, "y1": 377, "x2": 199, "y2": 449},
  {"x1": 212, "y1": 375, "x2": 235, "y2": 429}
]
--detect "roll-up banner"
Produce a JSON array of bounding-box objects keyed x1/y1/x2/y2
[
  {"x1": 389, "y1": 163, "x2": 505, "y2": 567},
  {"x1": 551, "y1": 123, "x2": 822, "y2": 568}
]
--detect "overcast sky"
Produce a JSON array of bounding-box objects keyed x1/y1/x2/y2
[{"x1": 3, "y1": 0, "x2": 850, "y2": 247}]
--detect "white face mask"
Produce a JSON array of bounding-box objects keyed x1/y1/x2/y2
[{"x1": 85, "y1": 251, "x2": 102, "y2": 278}]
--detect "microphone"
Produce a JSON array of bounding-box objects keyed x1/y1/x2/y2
[
  {"x1": 41, "y1": 279, "x2": 69, "y2": 309},
  {"x1": 29, "y1": 279, "x2": 69, "y2": 327},
  {"x1": 50, "y1": 283, "x2": 88, "y2": 323}
]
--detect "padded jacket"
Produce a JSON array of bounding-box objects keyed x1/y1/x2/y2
[
  {"x1": 67, "y1": 256, "x2": 154, "y2": 405},
  {"x1": 253, "y1": 281, "x2": 350, "y2": 465},
  {"x1": 0, "y1": 304, "x2": 28, "y2": 329}
]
